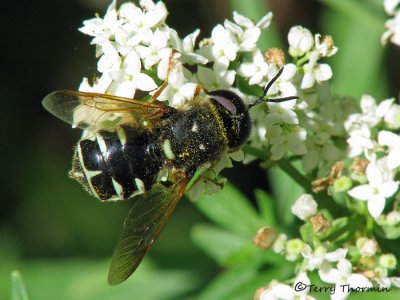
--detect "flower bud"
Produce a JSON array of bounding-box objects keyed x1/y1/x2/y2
[
  {"x1": 333, "y1": 176, "x2": 352, "y2": 192},
  {"x1": 291, "y1": 194, "x2": 318, "y2": 220},
  {"x1": 253, "y1": 227, "x2": 277, "y2": 249},
  {"x1": 387, "y1": 210, "x2": 400, "y2": 225},
  {"x1": 264, "y1": 48, "x2": 285, "y2": 66},
  {"x1": 310, "y1": 213, "x2": 331, "y2": 233},
  {"x1": 356, "y1": 237, "x2": 378, "y2": 257},
  {"x1": 272, "y1": 234, "x2": 287, "y2": 254},
  {"x1": 380, "y1": 254, "x2": 397, "y2": 269},
  {"x1": 288, "y1": 26, "x2": 313, "y2": 57},
  {"x1": 286, "y1": 238, "x2": 304, "y2": 261}
]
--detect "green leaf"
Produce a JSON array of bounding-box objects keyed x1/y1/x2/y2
[
  {"x1": 10, "y1": 271, "x2": 30, "y2": 300},
  {"x1": 194, "y1": 183, "x2": 263, "y2": 236},
  {"x1": 197, "y1": 266, "x2": 257, "y2": 300},
  {"x1": 191, "y1": 224, "x2": 249, "y2": 265},
  {"x1": 268, "y1": 161, "x2": 305, "y2": 227},
  {"x1": 254, "y1": 189, "x2": 276, "y2": 226},
  {"x1": 6, "y1": 259, "x2": 200, "y2": 300}
]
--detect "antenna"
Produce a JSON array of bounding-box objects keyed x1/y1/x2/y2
[{"x1": 247, "y1": 67, "x2": 299, "y2": 109}]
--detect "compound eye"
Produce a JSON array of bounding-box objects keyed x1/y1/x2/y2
[
  {"x1": 208, "y1": 89, "x2": 251, "y2": 149},
  {"x1": 208, "y1": 90, "x2": 241, "y2": 116}
]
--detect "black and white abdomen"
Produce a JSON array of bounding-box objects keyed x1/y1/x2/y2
[{"x1": 70, "y1": 126, "x2": 164, "y2": 201}]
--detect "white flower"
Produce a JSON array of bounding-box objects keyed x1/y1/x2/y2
[
  {"x1": 302, "y1": 136, "x2": 343, "y2": 172},
  {"x1": 238, "y1": 49, "x2": 270, "y2": 85},
  {"x1": 260, "y1": 273, "x2": 316, "y2": 300},
  {"x1": 260, "y1": 283, "x2": 295, "y2": 300},
  {"x1": 78, "y1": 74, "x2": 112, "y2": 94},
  {"x1": 139, "y1": 0, "x2": 168, "y2": 26},
  {"x1": 348, "y1": 159, "x2": 399, "y2": 219},
  {"x1": 288, "y1": 26, "x2": 314, "y2": 57},
  {"x1": 265, "y1": 64, "x2": 297, "y2": 97},
  {"x1": 197, "y1": 64, "x2": 236, "y2": 91},
  {"x1": 314, "y1": 34, "x2": 338, "y2": 57},
  {"x1": 136, "y1": 28, "x2": 170, "y2": 69},
  {"x1": 291, "y1": 194, "x2": 318, "y2": 220},
  {"x1": 79, "y1": 0, "x2": 120, "y2": 45},
  {"x1": 344, "y1": 95, "x2": 393, "y2": 158},
  {"x1": 169, "y1": 29, "x2": 208, "y2": 64},
  {"x1": 382, "y1": 11, "x2": 400, "y2": 45},
  {"x1": 378, "y1": 130, "x2": 400, "y2": 169},
  {"x1": 266, "y1": 99, "x2": 299, "y2": 125},
  {"x1": 268, "y1": 125, "x2": 307, "y2": 160},
  {"x1": 345, "y1": 122, "x2": 375, "y2": 158},
  {"x1": 197, "y1": 24, "x2": 238, "y2": 69},
  {"x1": 224, "y1": 11, "x2": 272, "y2": 52},
  {"x1": 319, "y1": 258, "x2": 372, "y2": 300},
  {"x1": 384, "y1": 103, "x2": 400, "y2": 129},
  {"x1": 359, "y1": 95, "x2": 393, "y2": 124},
  {"x1": 152, "y1": 64, "x2": 197, "y2": 106},
  {"x1": 384, "y1": 0, "x2": 400, "y2": 15},
  {"x1": 107, "y1": 48, "x2": 157, "y2": 98},
  {"x1": 302, "y1": 246, "x2": 347, "y2": 272},
  {"x1": 300, "y1": 51, "x2": 332, "y2": 89}
]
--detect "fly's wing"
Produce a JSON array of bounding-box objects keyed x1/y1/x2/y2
[
  {"x1": 108, "y1": 176, "x2": 189, "y2": 286},
  {"x1": 42, "y1": 90, "x2": 171, "y2": 132}
]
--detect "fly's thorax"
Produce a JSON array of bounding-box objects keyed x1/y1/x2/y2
[{"x1": 161, "y1": 104, "x2": 227, "y2": 171}]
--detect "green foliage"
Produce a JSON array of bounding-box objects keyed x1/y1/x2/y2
[
  {"x1": 4, "y1": 0, "x2": 400, "y2": 299},
  {"x1": 192, "y1": 183, "x2": 292, "y2": 299},
  {"x1": 320, "y1": 0, "x2": 388, "y2": 99},
  {"x1": 10, "y1": 271, "x2": 30, "y2": 300},
  {"x1": 6, "y1": 261, "x2": 199, "y2": 300}
]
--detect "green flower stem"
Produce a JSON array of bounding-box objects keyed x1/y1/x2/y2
[
  {"x1": 296, "y1": 56, "x2": 309, "y2": 67},
  {"x1": 365, "y1": 206, "x2": 375, "y2": 236}
]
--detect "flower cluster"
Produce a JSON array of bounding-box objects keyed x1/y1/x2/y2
[
  {"x1": 246, "y1": 25, "x2": 339, "y2": 166},
  {"x1": 382, "y1": 0, "x2": 400, "y2": 45},
  {"x1": 343, "y1": 94, "x2": 400, "y2": 219},
  {"x1": 78, "y1": 0, "x2": 340, "y2": 190},
  {"x1": 255, "y1": 193, "x2": 400, "y2": 300},
  {"x1": 76, "y1": 1, "x2": 400, "y2": 299}
]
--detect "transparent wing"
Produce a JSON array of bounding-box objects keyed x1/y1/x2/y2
[
  {"x1": 42, "y1": 90, "x2": 171, "y2": 132},
  {"x1": 107, "y1": 175, "x2": 189, "y2": 286}
]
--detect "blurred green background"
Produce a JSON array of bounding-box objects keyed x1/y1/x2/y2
[{"x1": 1, "y1": 0, "x2": 400, "y2": 299}]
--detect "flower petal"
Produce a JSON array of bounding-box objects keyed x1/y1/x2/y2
[
  {"x1": 379, "y1": 181, "x2": 399, "y2": 198},
  {"x1": 366, "y1": 163, "x2": 383, "y2": 186},
  {"x1": 368, "y1": 195, "x2": 386, "y2": 219},
  {"x1": 134, "y1": 73, "x2": 157, "y2": 91},
  {"x1": 337, "y1": 258, "x2": 352, "y2": 276},
  {"x1": 378, "y1": 130, "x2": 400, "y2": 148},
  {"x1": 348, "y1": 274, "x2": 372, "y2": 289},
  {"x1": 348, "y1": 185, "x2": 373, "y2": 201},
  {"x1": 325, "y1": 248, "x2": 348, "y2": 262}
]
